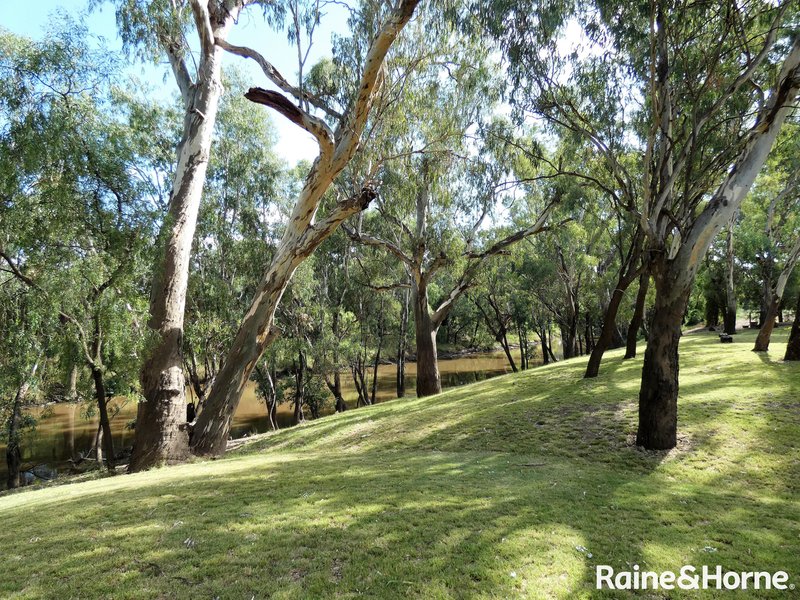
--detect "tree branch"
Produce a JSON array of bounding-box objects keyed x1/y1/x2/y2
[
  {"x1": 342, "y1": 223, "x2": 414, "y2": 267},
  {"x1": 216, "y1": 38, "x2": 343, "y2": 120},
  {"x1": 244, "y1": 87, "x2": 335, "y2": 160}
]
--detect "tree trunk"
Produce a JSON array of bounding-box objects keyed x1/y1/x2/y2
[
  {"x1": 95, "y1": 423, "x2": 103, "y2": 465},
  {"x1": 724, "y1": 220, "x2": 737, "y2": 334},
  {"x1": 188, "y1": 0, "x2": 422, "y2": 455},
  {"x1": 585, "y1": 284, "x2": 626, "y2": 378},
  {"x1": 293, "y1": 352, "x2": 306, "y2": 425},
  {"x1": 130, "y1": 26, "x2": 231, "y2": 472},
  {"x1": 5, "y1": 381, "x2": 29, "y2": 489},
  {"x1": 753, "y1": 297, "x2": 780, "y2": 352},
  {"x1": 92, "y1": 367, "x2": 115, "y2": 472},
  {"x1": 636, "y1": 266, "x2": 690, "y2": 450},
  {"x1": 66, "y1": 362, "x2": 79, "y2": 402},
  {"x1": 561, "y1": 322, "x2": 577, "y2": 359},
  {"x1": 784, "y1": 293, "x2": 800, "y2": 361},
  {"x1": 326, "y1": 371, "x2": 347, "y2": 413},
  {"x1": 396, "y1": 288, "x2": 409, "y2": 397},
  {"x1": 625, "y1": 273, "x2": 650, "y2": 359},
  {"x1": 500, "y1": 333, "x2": 517, "y2": 372},
  {"x1": 370, "y1": 297, "x2": 385, "y2": 404},
  {"x1": 413, "y1": 282, "x2": 442, "y2": 397}
]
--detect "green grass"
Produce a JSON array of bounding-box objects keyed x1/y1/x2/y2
[{"x1": 1, "y1": 329, "x2": 798, "y2": 599}]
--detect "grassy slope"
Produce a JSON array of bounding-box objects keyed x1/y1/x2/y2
[{"x1": 0, "y1": 329, "x2": 798, "y2": 599}]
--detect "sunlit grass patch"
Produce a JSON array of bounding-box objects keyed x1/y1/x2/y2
[{"x1": 0, "y1": 328, "x2": 798, "y2": 598}]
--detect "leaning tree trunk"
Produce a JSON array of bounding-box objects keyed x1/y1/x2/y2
[
  {"x1": 413, "y1": 282, "x2": 442, "y2": 397},
  {"x1": 91, "y1": 367, "x2": 116, "y2": 472},
  {"x1": 625, "y1": 273, "x2": 650, "y2": 359},
  {"x1": 784, "y1": 293, "x2": 800, "y2": 361},
  {"x1": 753, "y1": 297, "x2": 780, "y2": 352},
  {"x1": 189, "y1": 0, "x2": 420, "y2": 456},
  {"x1": 585, "y1": 284, "x2": 627, "y2": 378},
  {"x1": 636, "y1": 266, "x2": 691, "y2": 450},
  {"x1": 130, "y1": 32, "x2": 230, "y2": 472}
]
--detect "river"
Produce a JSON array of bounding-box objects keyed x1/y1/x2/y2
[{"x1": 1, "y1": 350, "x2": 528, "y2": 483}]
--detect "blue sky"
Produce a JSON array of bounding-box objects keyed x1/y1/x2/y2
[{"x1": 1, "y1": 0, "x2": 349, "y2": 165}]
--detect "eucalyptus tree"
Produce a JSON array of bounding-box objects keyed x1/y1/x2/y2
[
  {"x1": 0, "y1": 24, "x2": 163, "y2": 470},
  {"x1": 190, "y1": 0, "x2": 423, "y2": 456},
  {"x1": 743, "y1": 130, "x2": 800, "y2": 352},
  {"x1": 183, "y1": 73, "x2": 286, "y2": 410},
  {"x1": 723, "y1": 214, "x2": 739, "y2": 335},
  {"x1": 486, "y1": 0, "x2": 800, "y2": 448},
  {"x1": 100, "y1": 0, "x2": 282, "y2": 471},
  {"x1": 0, "y1": 283, "x2": 48, "y2": 489}
]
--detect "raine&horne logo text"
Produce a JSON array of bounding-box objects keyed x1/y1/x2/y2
[{"x1": 596, "y1": 565, "x2": 793, "y2": 591}]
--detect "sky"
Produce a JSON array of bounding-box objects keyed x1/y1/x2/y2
[{"x1": 0, "y1": 0, "x2": 349, "y2": 166}]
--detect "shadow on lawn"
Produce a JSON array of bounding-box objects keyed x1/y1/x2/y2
[
  {"x1": 2, "y1": 330, "x2": 798, "y2": 598},
  {"x1": 0, "y1": 451, "x2": 657, "y2": 599}
]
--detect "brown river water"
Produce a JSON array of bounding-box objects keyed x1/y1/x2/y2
[{"x1": 2, "y1": 351, "x2": 529, "y2": 483}]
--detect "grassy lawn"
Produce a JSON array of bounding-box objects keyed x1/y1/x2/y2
[{"x1": 0, "y1": 329, "x2": 798, "y2": 599}]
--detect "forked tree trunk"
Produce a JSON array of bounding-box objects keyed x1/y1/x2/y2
[
  {"x1": 560, "y1": 320, "x2": 577, "y2": 359},
  {"x1": 585, "y1": 285, "x2": 626, "y2": 378},
  {"x1": 625, "y1": 273, "x2": 650, "y2": 359},
  {"x1": 784, "y1": 293, "x2": 800, "y2": 361},
  {"x1": 326, "y1": 371, "x2": 347, "y2": 413},
  {"x1": 636, "y1": 268, "x2": 691, "y2": 450},
  {"x1": 130, "y1": 18, "x2": 234, "y2": 472},
  {"x1": 753, "y1": 241, "x2": 800, "y2": 351}
]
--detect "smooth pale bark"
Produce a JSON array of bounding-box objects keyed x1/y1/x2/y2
[
  {"x1": 636, "y1": 37, "x2": 800, "y2": 449},
  {"x1": 130, "y1": 6, "x2": 241, "y2": 472},
  {"x1": 784, "y1": 293, "x2": 800, "y2": 361},
  {"x1": 190, "y1": 0, "x2": 422, "y2": 456},
  {"x1": 66, "y1": 362, "x2": 79, "y2": 402},
  {"x1": 625, "y1": 273, "x2": 650, "y2": 359}
]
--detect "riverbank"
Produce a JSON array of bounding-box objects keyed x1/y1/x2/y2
[
  {"x1": 1, "y1": 329, "x2": 798, "y2": 598},
  {"x1": 1, "y1": 349, "x2": 525, "y2": 486}
]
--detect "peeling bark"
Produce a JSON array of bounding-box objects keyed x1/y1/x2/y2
[
  {"x1": 130, "y1": 8, "x2": 240, "y2": 472},
  {"x1": 190, "y1": 1, "x2": 421, "y2": 456}
]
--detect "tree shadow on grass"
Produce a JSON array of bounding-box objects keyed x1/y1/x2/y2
[
  {"x1": 2, "y1": 331, "x2": 798, "y2": 598},
  {"x1": 1, "y1": 445, "x2": 797, "y2": 599}
]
